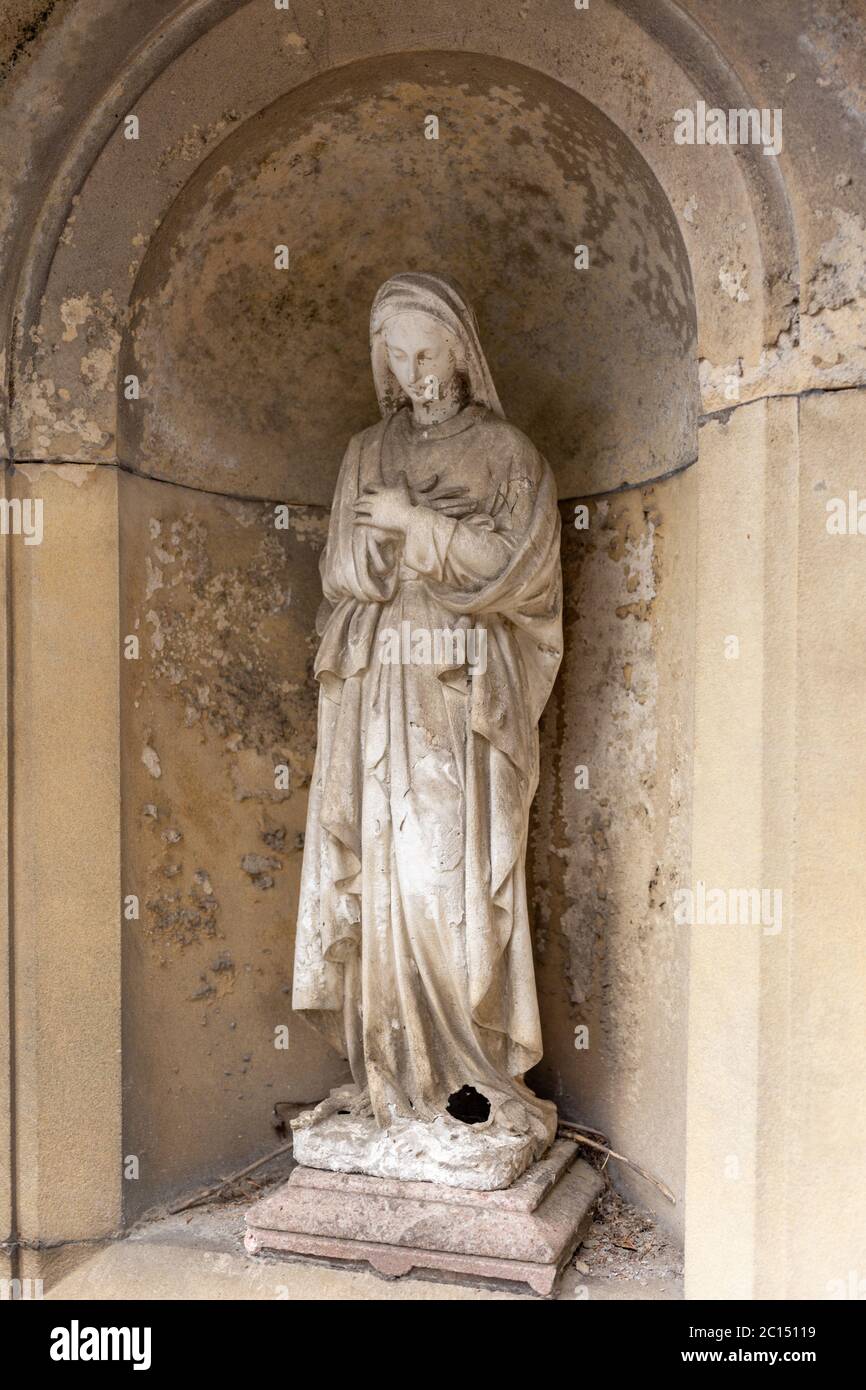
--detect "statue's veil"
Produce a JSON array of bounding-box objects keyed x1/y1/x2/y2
[{"x1": 370, "y1": 272, "x2": 504, "y2": 420}]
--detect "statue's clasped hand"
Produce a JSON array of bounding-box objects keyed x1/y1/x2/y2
[{"x1": 353, "y1": 471, "x2": 476, "y2": 533}]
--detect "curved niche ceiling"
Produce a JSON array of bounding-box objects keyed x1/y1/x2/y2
[{"x1": 119, "y1": 49, "x2": 698, "y2": 504}]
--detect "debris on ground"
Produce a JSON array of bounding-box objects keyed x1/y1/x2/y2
[{"x1": 575, "y1": 1183, "x2": 683, "y2": 1284}]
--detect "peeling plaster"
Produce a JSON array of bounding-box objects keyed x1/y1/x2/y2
[
  {"x1": 12, "y1": 289, "x2": 121, "y2": 455},
  {"x1": 142, "y1": 743, "x2": 161, "y2": 778},
  {"x1": 799, "y1": 1, "x2": 866, "y2": 134},
  {"x1": 807, "y1": 207, "x2": 866, "y2": 316},
  {"x1": 530, "y1": 479, "x2": 693, "y2": 1225},
  {"x1": 699, "y1": 201, "x2": 866, "y2": 407}
]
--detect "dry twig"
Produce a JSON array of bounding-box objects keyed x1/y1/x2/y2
[
  {"x1": 167, "y1": 1141, "x2": 295, "y2": 1215},
  {"x1": 557, "y1": 1122, "x2": 676, "y2": 1204}
]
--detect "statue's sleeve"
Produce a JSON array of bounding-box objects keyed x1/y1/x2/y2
[
  {"x1": 402, "y1": 473, "x2": 537, "y2": 585},
  {"x1": 320, "y1": 431, "x2": 398, "y2": 605}
]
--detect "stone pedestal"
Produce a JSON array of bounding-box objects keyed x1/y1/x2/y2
[
  {"x1": 290, "y1": 1084, "x2": 553, "y2": 1190},
  {"x1": 245, "y1": 1139, "x2": 604, "y2": 1295}
]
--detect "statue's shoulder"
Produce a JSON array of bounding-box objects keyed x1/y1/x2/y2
[
  {"x1": 348, "y1": 418, "x2": 388, "y2": 452},
  {"x1": 474, "y1": 410, "x2": 532, "y2": 448},
  {"x1": 472, "y1": 410, "x2": 552, "y2": 483},
  {"x1": 332, "y1": 419, "x2": 387, "y2": 498}
]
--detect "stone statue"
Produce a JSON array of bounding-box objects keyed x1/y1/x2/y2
[{"x1": 291, "y1": 273, "x2": 563, "y2": 1190}]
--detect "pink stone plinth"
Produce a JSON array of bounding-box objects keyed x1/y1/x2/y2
[{"x1": 244, "y1": 1139, "x2": 604, "y2": 1295}]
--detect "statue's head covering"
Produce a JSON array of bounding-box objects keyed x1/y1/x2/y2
[{"x1": 370, "y1": 272, "x2": 504, "y2": 420}]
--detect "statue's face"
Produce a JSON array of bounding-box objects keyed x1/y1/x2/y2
[{"x1": 382, "y1": 311, "x2": 459, "y2": 403}]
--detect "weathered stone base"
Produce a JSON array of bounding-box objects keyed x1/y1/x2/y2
[
  {"x1": 291, "y1": 1103, "x2": 550, "y2": 1191},
  {"x1": 245, "y1": 1139, "x2": 604, "y2": 1296}
]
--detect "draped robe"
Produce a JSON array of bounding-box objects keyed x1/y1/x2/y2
[{"x1": 293, "y1": 401, "x2": 563, "y2": 1150}]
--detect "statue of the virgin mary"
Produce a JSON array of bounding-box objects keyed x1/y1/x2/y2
[{"x1": 291, "y1": 273, "x2": 563, "y2": 1190}]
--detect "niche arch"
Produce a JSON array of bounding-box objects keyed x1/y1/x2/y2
[
  {"x1": 118, "y1": 49, "x2": 698, "y2": 504},
  {"x1": 2, "y1": 0, "x2": 797, "y2": 466}
]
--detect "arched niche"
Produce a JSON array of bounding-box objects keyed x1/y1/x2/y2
[
  {"x1": 2, "y1": 0, "x2": 797, "y2": 466},
  {"x1": 109, "y1": 47, "x2": 701, "y2": 1239},
  {"x1": 118, "y1": 50, "x2": 697, "y2": 504}
]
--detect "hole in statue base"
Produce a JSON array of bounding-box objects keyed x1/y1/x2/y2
[{"x1": 446, "y1": 1085, "x2": 491, "y2": 1125}]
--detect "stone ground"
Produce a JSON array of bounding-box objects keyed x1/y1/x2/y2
[{"x1": 46, "y1": 1152, "x2": 683, "y2": 1301}]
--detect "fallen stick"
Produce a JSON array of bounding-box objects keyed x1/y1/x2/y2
[
  {"x1": 557, "y1": 1123, "x2": 677, "y2": 1204},
  {"x1": 167, "y1": 1141, "x2": 295, "y2": 1215},
  {"x1": 167, "y1": 1100, "x2": 323, "y2": 1214}
]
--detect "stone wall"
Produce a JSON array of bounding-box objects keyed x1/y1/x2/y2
[
  {"x1": 532, "y1": 476, "x2": 695, "y2": 1236},
  {"x1": 119, "y1": 473, "x2": 346, "y2": 1220}
]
